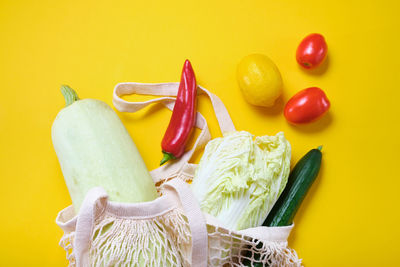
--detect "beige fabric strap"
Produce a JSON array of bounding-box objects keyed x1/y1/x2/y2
[
  {"x1": 163, "y1": 179, "x2": 208, "y2": 267},
  {"x1": 113, "y1": 82, "x2": 235, "y2": 133},
  {"x1": 55, "y1": 205, "x2": 77, "y2": 232},
  {"x1": 203, "y1": 213, "x2": 293, "y2": 243},
  {"x1": 238, "y1": 224, "x2": 294, "y2": 243},
  {"x1": 74, "y1": 187, "x2": 108, "y2": 266},
  {"x1": 72, "y1": 179, "x2": 207, "y2": 267},
  {"x1": 112, "y1": 82, "x2": 236, "y2": 184}
]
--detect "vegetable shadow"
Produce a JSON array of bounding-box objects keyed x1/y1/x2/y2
[
  {"x1": 250, "y1": 93, "x2": 285, "y2": 117},
  {"x1": 289, "y1": 112, "x2": 333, "y2": 133},
  {"x1": 287, "y1": 158, "x2": 325, "y2": 245},
  {"x1": 298, "y1": 55, "x2": 330, "y2": 76}
]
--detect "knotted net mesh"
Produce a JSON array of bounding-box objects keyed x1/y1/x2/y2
[{"x1": 59, "y1": 209, "x2": 301, "y2": 267}]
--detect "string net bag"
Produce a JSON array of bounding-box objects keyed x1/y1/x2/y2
[{"x1": 55, "y1": 82, "x2": 302, "y2": 267}]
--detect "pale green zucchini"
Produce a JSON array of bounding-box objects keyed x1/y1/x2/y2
[{"x1": 52, "y1": 85, "x2": 158, "y2": 212}]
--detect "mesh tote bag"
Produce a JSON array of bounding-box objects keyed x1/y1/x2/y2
[{"x1": 55, "y1": 82, "x2": 302, "y2": 267}]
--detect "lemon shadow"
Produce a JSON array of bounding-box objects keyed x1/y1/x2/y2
[{"x1": 249, "y1": 92, "x2": 286, "y2": 117}]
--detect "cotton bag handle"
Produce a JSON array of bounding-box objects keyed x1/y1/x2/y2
[
  {"x1": 74, "y1": 187, "x2": 108, "y2": 267},
  {"x1": 74, "y1": 179, "x2": 208, "y2": 267},
  {"x1": 163, "y1": 179, "x2": 208, "y2": 266},
  {"x1": 113, "y1": 82, "x2": 235, "y2": 133},
  {"x1": 112, "y1": 82, "x2": 236, "y2": 183}
]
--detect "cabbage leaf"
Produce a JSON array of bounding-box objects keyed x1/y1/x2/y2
[{"x1": 191, "y1": 131, "x2": 291, "y2": 230}]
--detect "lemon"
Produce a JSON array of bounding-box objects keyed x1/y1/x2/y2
[{"x1": 237, "y1": 54, "x2": 283, "y2": 107}]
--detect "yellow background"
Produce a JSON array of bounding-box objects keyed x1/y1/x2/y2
[{"x1": 1, "y1": 0, "x2": 399, "y2": 266}]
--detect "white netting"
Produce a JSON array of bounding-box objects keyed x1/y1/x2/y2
[
  {"x1": 60, "y1": 207, "x2": 192, "y2": 267},
  {"x1": 59, "y1": 232, "x2": 75, "y2": 266},
  {"x1": 159, "y1": 177, "x2": 301, "y2": 267},
  {"x1": 154, "y1": 167, "x2": 195, "y2": 193},
  {"x1": 206, "y1": 224, "x2": 301, "y2": 267},
  {"x1": 59, "y1": 212, "x2": 301, "y2": 267},
  {"x1": 58, "y1": 176, "x2": 302, "y2": 267}
]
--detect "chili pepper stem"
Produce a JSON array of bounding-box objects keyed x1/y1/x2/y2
[{"x1": 160, "y1": 152, "x2": 176, "y2": 166}]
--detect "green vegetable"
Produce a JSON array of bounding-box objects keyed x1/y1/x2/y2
[
  {"x1": 52, "y1": 86, "x2": 158, "y2": 212},
  {"x1": 263, "y1": 146, "x2": 322, "y2": 226},
  {"x1": 61, "y1": 85, "x2": 79, "y2": 106},
  {"x1": 242, "y1": 147, "x2": 322, "y2": 267},
  {"x1": 191, "y1": 131, "x2": 291, "y2": 230}
]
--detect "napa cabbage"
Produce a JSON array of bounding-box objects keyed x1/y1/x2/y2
[{"x1": 191, "y1": 131, "x2": 291, "y2": 230}]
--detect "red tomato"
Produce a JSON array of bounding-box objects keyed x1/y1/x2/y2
[
  {"x1": 284, "y1": 87, "x2": 330, "y2": 124},
  {"x1": 296, "y1": 33, "x2": 327, "y2": 69}
]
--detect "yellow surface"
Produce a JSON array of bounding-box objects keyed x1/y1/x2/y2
[{"x1": 0, "y1": 0, "x2": 399, "y2": 266}]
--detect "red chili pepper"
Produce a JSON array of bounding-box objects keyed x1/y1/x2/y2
[{"x1": 160, "y1": 60, "x2": 197, "y2": 165}]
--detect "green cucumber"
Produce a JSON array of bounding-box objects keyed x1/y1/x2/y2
[
  {"x1": 263, "y1": 146, "x2": 322, "y2": 227},
  {"x1": 242, "y1": 146, "x2": 322, "y2": 266}
]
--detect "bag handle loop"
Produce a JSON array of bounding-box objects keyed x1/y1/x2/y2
[
  {"x1": 113, "y1": 82, "x2": 235, "y2": 133},
  {"x1": 112, "y1": 82, "x2": 235, "y2": 183}
]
